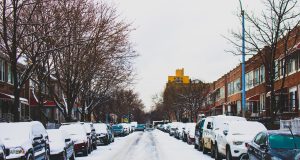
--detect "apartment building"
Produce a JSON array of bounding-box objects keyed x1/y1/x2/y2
[{"x1": 202, "y1": 27, "x2": 300, "y2": 120}]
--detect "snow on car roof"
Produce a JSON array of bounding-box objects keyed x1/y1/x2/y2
[
  {"x1": 47, "y1": 129, "x2": 64, "y2": 142},
  {"x1": 227, "y1": 121, "x2": 267, "y2": 135},
  {"x1": 93, "y1": 123, "x2": 108, "y2": 133}
]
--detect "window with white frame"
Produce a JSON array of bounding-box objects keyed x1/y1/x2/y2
[
  {"x1": 253, "y1": 68, "x2": 260, "y2": 86},
  {"x1": 0, "y1": 59, "x2": 4, "y2": 81},
  {"x1": 274, "y1": 59, "x2": 279, "y2": 80},
  {"x1": 260, "y1": 65, "x2": 265, "y2": 83},
  {"x1": 233, "y1": 78, "x2": 241, "y2": 93},
  {"x1": 260, "y1": 94, "x2": 265, "y2": 111},
  {"x1": 246, "y1": 71, "x2": 253, "y2": 90},
  {"x1": 220, "y1": 87, "x2": 225, "y2": 99},
  {"x1": 288, "y1": 55, "x2": 297, "y2": 74},
  {"x1": 7, "y1": 64, "x2": 12, "y2": 84}
]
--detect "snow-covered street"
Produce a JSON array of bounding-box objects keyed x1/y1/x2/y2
[{"x1": 77, "y1": 129, "x2": 213, "y2": 160}]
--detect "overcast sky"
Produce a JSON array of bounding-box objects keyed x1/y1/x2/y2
[{"x1": 111, "y1": 0, "x2": 263, "y2": 111}]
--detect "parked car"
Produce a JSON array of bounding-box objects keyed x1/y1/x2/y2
[
  {"x1": 247, "y1": 130, "x2": 300, "y2": 160},
  {"x1": 81, "y1": 122, "x2": 97, "y2": 150},
  {"x1": 182, "y1": 123, "x2": 196, "y2": 142},
  {"x1": 205, "y1": 115, "x2": 246, "y2": 157},
  {"x1": 120, "y1": 123, "x2": 130, "y2": 135},
  {"x1": 135, "y1": 124, "x2": 146, "y2": 131},
  {"x1": 47, "y1": 129, "x2": 75, "y2": 160},
  {"x1": 174, "y1": 123, "x2": 185, "y2": 139},
  {"x1": 0, "y1": 140, "x2": 8, "y2": 160},
  {"x1": 112, "y1": 124, "x2": 125, "y2": 137},
  {"x1": 186, "y1": 123, "x2": 196, "y2": 145},
  {"x1": 107, "y1": 124, "x2": 115, "y2": 143},
  {"x1": 169, "y1": 122, "x2": 180, "y2": 136},
  {"x1": 59, "y1": 123, "x2": 90, "y2": 156},
  {"x1": 194, "y1": 118, "x2": 205, "y2": 150},
  {"x1": 214, "y1": 121, "x2": 267, "y2": 160},
  {"x1": 130, "y1": 122, "x2": 138, "y2": 131},
  {"x1": 0, "y1": 121, "x2": 50, "y2": 160},
  {"x1": 93, "y1": 123, "x2": 111, "y2": 145}
]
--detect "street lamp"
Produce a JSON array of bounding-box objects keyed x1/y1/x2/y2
[{"x1": 239, "y1": 0, "x2": 246, "y2": 117}]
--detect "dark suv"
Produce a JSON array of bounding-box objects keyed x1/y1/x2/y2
[
  {"x1": 247, "y1": 130, "x2": 300, "y2": 160},
  {"x1": 0, "y1": 140, "x2": 8, "y2": 160},
  {"x1": 194, "y1": 118, "x2": 205, "y2": 151},
  {"x1": 0, "y1": 121, "x2": 50, "y2": 160}
]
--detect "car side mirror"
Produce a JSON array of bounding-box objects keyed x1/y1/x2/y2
[
  {"x1": 87, "y1": 133, "x2": 91, "y2": 136},
  {"x1": 33, "y1": 135, "x2": 43, "y2": 141},
  {"x1": 260, "y1": 144, "x2": 267, "y2": 150},
  {"x1": 207, "y1": 124, "x2": 212, "y2": 130},
  {"x1": 223, "y1": 130, "x2": 228, "y2": 136},
  {"x1": 92, "y1": 129, "x2": 95, "y2": 132},
  {"x1": 65, "y1": 138, "x2": 71, "y2": 142}
]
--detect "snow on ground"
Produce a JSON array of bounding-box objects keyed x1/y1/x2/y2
[{"x1": 77, "y1": 129, "x2": 212, "y2": 160}]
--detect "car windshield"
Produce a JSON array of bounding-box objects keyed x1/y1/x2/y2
[
  {"x1": 94, "y1": 124, "x2": 107, "y2": 133},
  {"x1": 0, "y1": 123, "x2": 30, "y2": 141},
  {"x1": 112, "y1": 125, "x2": 123, "y2": 129},
  {"x1": 137, "y1": 124, "x2": 145, "y2": 127},
  {"x1": 47, "y1": 130, "x2": 64, "y2": 142},
  {"x1": 269, "y1": 134, "x2": 300, "y2": 149},
  {"x1": 60, "y1": 124, "x2": 85, "y2": 136}
]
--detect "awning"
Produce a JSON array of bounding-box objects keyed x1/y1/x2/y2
[
  {"x1": 30, "y1": 98, "x2": 56, "y2": 107},
  {"x1": 246, "y1": 94, "x2": 260, "y2": 101},
  {"x1": 0, "y1": 92, "x2": 28, "y2": 105}
]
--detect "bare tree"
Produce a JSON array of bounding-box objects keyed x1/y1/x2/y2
[
  {"x1": 0, "y1": 0, "x2": 60, "y2": 121},
  {"x1": 227, "y1": 0, "x2": 300, "y2": 118},
  {"x1": 48, "y1": 0, "x2": 135, "y2": 122}
]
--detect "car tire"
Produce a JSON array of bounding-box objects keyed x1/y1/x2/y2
[
  {"x1": 203, "y1": 142, "x2": 208, "y2": 154},
  {"x1": 70, "y1": 152, "x2": 76, "y2": 160},
  {"x1": 27, "y1": 153, "x2": 34, "y2": 160},
  {"x1": 226, "y1": 147, "x2": 233, "y2": 160},
  {"x1": 194, "y1": 143, "x2": 198, "y2": 149},
  {"x1": 62, "y1": 151, "x2": 67, "y2": 160},
  {"x1": 214, "y1": 144, "x2": 222, "y2": 160},
  {"x1": 83, "y1": 146, "x2": 89, "y2": 156},
  {"x1": 210, "y1": 143, "x2": 215, "y2": 158},
  {"x1": 198, "y1": 140, "x2": 203, "y2": 151}
]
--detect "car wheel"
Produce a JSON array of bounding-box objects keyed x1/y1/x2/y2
[
  {"x1": 198, "y1": 140, "x2": 203, "y2": 151},
  {"x1": 27, "y1": 153, "x2": 34, "y2": 160},
  {"x1": 62, "y1": 151, "x2": 67, "y2": 160},
  {"x1": 226, "y1": 147, "x2": 232, "y2": 160},
  {"x1": 203, "y1": 142, "x2": 208, "y2": 154},
  {"x1": 214, "y1": 144, "x2": 222, "y2": 160},
  {"x1": 210, "y1": 143, "x2": 215, "y2": 158},
  {"x1": 194, "y1": 143, "x2": 198, "y2": 149},
  {"x1": 83, "y1": 146, "x2": 89, "y2": 156},
  {"x1": 69, "y1": 152, "x2": 76, "y2": 160}
]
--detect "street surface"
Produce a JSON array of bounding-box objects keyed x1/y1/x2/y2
[{"x1": 77, "y1": 129, "x2": 213, "y2": 160}]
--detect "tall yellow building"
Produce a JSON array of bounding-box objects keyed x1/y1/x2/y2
[{"x1": 168, "y1": 68, "x2": 190, "y2": 84}]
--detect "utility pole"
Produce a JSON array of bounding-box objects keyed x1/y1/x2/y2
[{"x1": 239, "y1": 0, "x2": 246, "y2": 117}]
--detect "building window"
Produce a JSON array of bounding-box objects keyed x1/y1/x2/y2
[
  {"x1": 0, "y1": 59, "x2": 4, "y2": 81},
  {"x1": 233, "y1": 78, "x2": 241, "y2": 93},
  {"x1": 260, "y1": 94, "x2": 265, "y2": 111},
  {"x1": 289, "y1": 87, "x2": 297, "y2": 112},
  {"x1": 260, "y1": 65, "x2": 265, "y2": 83},
  {"x1": 220, "y1": 87, "x2": 225, "y2": 99},
  {"x1": 288, "y1": 56, "x2": 297, "y2": 74},
  {"x1": 254, "y1": 68, "x2": 260, "y2": 86},
  {"x1": 246, "y1": 71, "x2": 253, "y2": 90},
  {"x1": 7, "y1": 64, "x2": 13, "y2": 84}
]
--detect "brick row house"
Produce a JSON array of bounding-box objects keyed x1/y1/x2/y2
[
  {"x1": 0, "y1": 53, "x2": 82, "y2": 123},
  {"x1": 201, "y1": 28, "x2": 300, "y2": 121},
  {"x1": 0, "y1": 54, "x2": 30, "y2": 122}
]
